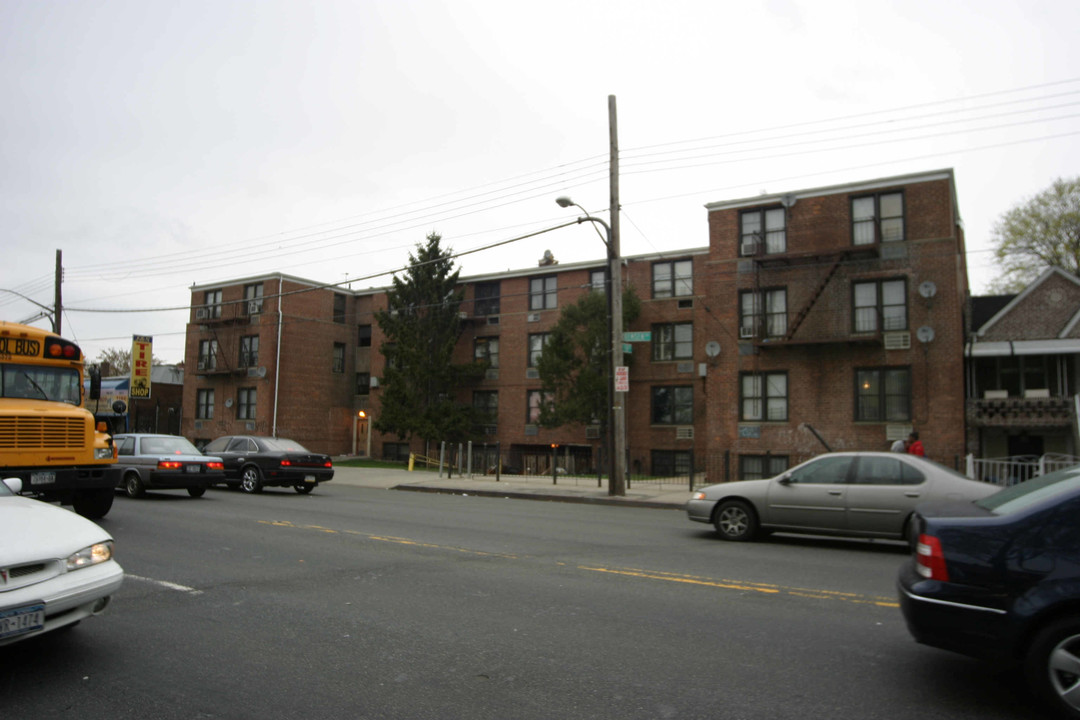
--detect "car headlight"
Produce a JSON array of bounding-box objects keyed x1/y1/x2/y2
[
  {"x1": 66, "y1": 541, "x2": 114, "y2": 571},
  {"x1": 94, "y1": 447, "x2": 114, "y2": 460},
  {"x1": 692, "y1": 492, "x2": 707, "y2": 501}
]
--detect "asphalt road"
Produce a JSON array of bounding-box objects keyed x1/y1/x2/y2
[{"x1": 1, "y1": 484, "x2": 1038, "y2": 720}]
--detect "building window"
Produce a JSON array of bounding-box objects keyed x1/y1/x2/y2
[
  {"x1": 204, "y1": 290, "x2": 222, "y2": 319},
  {"x1": 333, "y1": 294, "x2": 347, "y2": 324},
  {"x1": 475, "y1": 337, "x2": 499, "y2": 368},
  {"x1": 474, "y1": 282, "x2": 500, "y2": 316},
  {"x1": 530, "y1": 276, "x2": 557, "y2": 311},
  {"x1": 652, "y1": 450, "x2": 692, "y2": 477},
  {"x1": 739, "y1": 454, "x2": 790, "y2": 480},
  {"x1": 652, "y1": 323, "x2": 693, "y2": 361},
  {"x1": 474, "y1": 391, "x2": 498, "y2": 431},
  {"x1": 197, "y1": 339, "x2": 218, "y2": 370},
  {"x1": 244, "y1": 283, "x2": 264, "y2": 314},
  {"x1": 852, "y1": 192, "x2": 904, "y2": 245},
  {"x1": 741, "y1": 208, "x2": 786, "y2": 255},
  {"x1": 356, "y1": 372, "x2": 370, "y2": 395},
  {"x1": 526, "y1": 390, "x2": 553, "y2": 424},
  {"x1": 239, "y1": 335, "x2": 259, "y2": 368},
  {"x1": 856, "y1": 367, "x2": 911, "y2": 421},
  {"x1": 528, "y1": 333, "x2": 550, "y2": 367},
  {"x1": 853, "y1": 279, "x2": 907, "y2": 332},
  {"x1": 652, "y1": 260, "x2": 693, "y2": 298},
  {"x1": 332, "y1": 343, "x2": 346, "y2": 373},
  {"x1": 741, "y1": 372, "x2": 788, "y2": 421},
  {"x1": 358, "y1": 325, "x2": 372, "y2": 347},
  {"x1": 237, "y1": 388, "x2": 256, "y2": 420},
  {"x1": 383, "y1": 443, "x2": 410, "y2": 462},
  {"x1": 651, "y1": 386, "x2": 693, "y2": 425},
  {"x1": 739, "y1": 289, "x2": 787, "y2": 338},
  {"x1": 590, "y1": 269, "x2": 607, "y2": 293},
  {"x1": 196, "y1": 389, "x2": 214, "y2": 419}
]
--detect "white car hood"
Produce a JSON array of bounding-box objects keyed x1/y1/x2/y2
[{"x1": 0, "y1": 496, "x2": 112, "y2": 565}]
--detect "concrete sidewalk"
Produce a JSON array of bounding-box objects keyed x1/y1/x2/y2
[{"x1": 328, "y1": 462, "x2": 695, "y2": 510}]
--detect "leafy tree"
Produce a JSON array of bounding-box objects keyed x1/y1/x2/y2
[
  {"x1": 536, "y1": 285, "x2": 641, "y2": 432},
  {"x1": 94, "y1": 346, "x2": 165, "y2": 375},
  {"x1": 990, "y1": 176, "x2": 1080, "y2": 292},
  {"x1": 373, "y1": 233, "x2": 482, "y2": 445}
]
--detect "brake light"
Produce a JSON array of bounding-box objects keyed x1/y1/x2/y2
[
  {"x1": 158, "y1": 461, "x2": 183, "y2": 470},
  {"x1": 280, "y1": 459, "x2": 292, "y2": 467},
  {"x1": 207, "y1": 462, "x2": 224, "y2": 471},
  {"x1": 324, "y1": 461, "x2": 332, "y2": 468},
  {"x1": 916, "y1": 534, "x2": 949, "y2": 581}
]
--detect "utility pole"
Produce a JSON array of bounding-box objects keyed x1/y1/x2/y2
[
  {"x1": 609, "y1": 95, "x2": 626, "y2": 496},
  {"x1": 54, "y1": 249, "x2": 62, "y2": 335}
]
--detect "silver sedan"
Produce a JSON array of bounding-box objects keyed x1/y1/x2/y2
[{"x1": 686, "y1": 452, "x2": 1000, "y2": 542}]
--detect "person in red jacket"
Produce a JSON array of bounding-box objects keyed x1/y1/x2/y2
[{"x1": 906, "y1": 431, "x2": 925, "y2": 457}]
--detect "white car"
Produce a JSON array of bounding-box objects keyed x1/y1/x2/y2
[{"x1": 0, "y1": 477, "x2": 124, "y2": 646}]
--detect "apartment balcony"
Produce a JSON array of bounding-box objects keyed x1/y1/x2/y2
[{"x1": 967, "y1": 392, "x2": 1075, "y2": 428}]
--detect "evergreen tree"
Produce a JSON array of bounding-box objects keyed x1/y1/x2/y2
[{"x1": 374, "y1": 233, "x2": 481, "y2": 444}]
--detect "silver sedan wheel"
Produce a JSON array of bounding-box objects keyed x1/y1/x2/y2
[{"x1": 713, "y1": 500, "x2": 758, "y2": 542}]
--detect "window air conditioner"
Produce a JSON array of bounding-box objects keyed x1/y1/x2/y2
[
  {"x1": 585, "y1": 426, "x2": 601, "y2": 439},
  {"x1": 739, "y1": 326, "x2": 756, "y2": 339},
  {"x1": 883, "y1": 332, "x2": 911, "y2": 350},
  {"x1": 195, "y1": 308, "x2": 209, "y2": 320},
  {"x1": 527, "y1": 313, "x2": 540, "y2": 323},
  {"x1": 248, "y1": 301, "x2": 262, "y2": 315},
  {"x1": 741, "y1": 241, "x2": 759, "y2": 257},
  {"x1": 676, "y1": 426, "x2": 695, "y2": 440},
  {"x1": 526, "y1": 368, "x2": 540, "y2": 379}
]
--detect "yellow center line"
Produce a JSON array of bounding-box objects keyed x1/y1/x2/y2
[{"x1": 258, "y1": 519, "x2": 898, "y2": 608}]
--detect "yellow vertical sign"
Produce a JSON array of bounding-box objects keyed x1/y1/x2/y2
[{"x1": 130, "y1": 335, "x2": 152, "y2": 399}]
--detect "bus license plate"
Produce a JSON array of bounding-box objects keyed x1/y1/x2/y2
[
  {"x1": 0, "y1": 603, "x2": 45, "y2": 641},
  {"x1": 30, "y1": 471, "x2": 55, "y2": 485}
]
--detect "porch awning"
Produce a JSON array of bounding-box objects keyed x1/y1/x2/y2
[{"x1": 967, "y1": 339, "x2": 1080, "y2": 357}]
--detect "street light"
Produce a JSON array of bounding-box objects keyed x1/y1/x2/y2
[{"x1": 554, "y1": 197, "x2": 626, "y2": 496}]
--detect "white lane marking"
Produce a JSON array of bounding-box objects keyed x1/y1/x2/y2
[{"x1": 127, "y1": 574, "x2": 204, "y2": 596}]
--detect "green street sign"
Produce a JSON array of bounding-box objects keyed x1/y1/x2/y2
[
  {"x1": 623, "y1": 331, "x2": 651, "y2": 342},
  {"x1": 623, "y1": 343, "x2": 633, "y2": 354}
]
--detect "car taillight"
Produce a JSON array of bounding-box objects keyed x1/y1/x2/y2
[
  {"x1": 207, "y1": 462, "x2": 224, "y2": 470},
  {"x1": 916, "y1": 534, "x2": 949, "y2": 581},
  {"x1": 280, "y1": 459, "x2": 292, "y2": 467},
  {"x1": 158, "y1": 461, "x2": 183, "y2": 470},
  {"x1": 324, "y1": 461, "x2": 332, "y2": 468}
]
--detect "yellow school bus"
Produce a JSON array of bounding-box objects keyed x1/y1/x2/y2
[{"x1": 0, "y1": 321, "x2": 119, "y2": 518}]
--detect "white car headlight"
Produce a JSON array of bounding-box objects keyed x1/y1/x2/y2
[
  {"x1": 94, "y1": 447, "x2": 114, "y2": 460},
  {"x1": 66, "y1": 541, "x2": 114, "y2": 571}
]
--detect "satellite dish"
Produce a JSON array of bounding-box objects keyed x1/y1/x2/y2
[
  {"x1": 705, "y1": 341, "x2": 721, "y2": 358},
  {"x1": 225, "y1": 398, "x2": 234, "y2": 408},
  {"x1": 918, "y1": 281, "x2": 937, "y2": 298},
  {"x1": 257, "y1": 366, "x2": 267, "y2": 378},
  {"x1": 916, "y1": 326, "x2": 936, "y2": 343},
  {"x1": 780, "y1": 193, "x2": 797, "y2": 209}
]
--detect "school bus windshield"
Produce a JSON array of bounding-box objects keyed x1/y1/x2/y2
[{"x1": 0, "y1": 363, "x2": 82, "y2": 405}]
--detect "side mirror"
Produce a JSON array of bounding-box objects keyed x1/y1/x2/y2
[
  {"x1": 2, "y1": 477, "x2": 23, "y2": 494},
  {"x1": 777, "y1": 474, "x2": 793, "y2": 485},
  {"x1": 88, "y1": 365, "x2": 102, "y2": 400}
]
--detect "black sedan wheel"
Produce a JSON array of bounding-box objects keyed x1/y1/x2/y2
[
  {"x1": 240, "y1": 466, "x2": 264, "y2": 494},
  {"x1": 294, "y1": 483, "x2": 316, "y2": 494},
  {"x1": 713, "y1": 500, "x2": 759, "y2": 542},
  {"x1": 1025, "y1": 616, "x2": 1080, "y2": 718},
  {"x1": 124, "y1": 473, "x2": 146, "y2": 499},
  {"x1": 187, "y1": 486, "x2": 206, "y2": 498}
]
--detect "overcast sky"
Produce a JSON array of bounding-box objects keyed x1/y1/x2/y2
[{"x1": 1, "y1": 0, "x2": 1077, "y2": 364}]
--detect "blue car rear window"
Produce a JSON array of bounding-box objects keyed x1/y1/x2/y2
[{"x1": 975, "y1": 467, "x2": 1080, "y2": 515}]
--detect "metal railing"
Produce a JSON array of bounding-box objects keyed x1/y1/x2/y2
[{"x1": 965, "y1": 453, "x2": 1080, "y2": 486}]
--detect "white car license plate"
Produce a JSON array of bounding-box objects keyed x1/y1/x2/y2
[
  {"x1": 185, "y1": 465, "x2": 201, "y2": 474},
  {"x1": 0, "y1": 603, "x2": 45, "y2": 641},
  {"x1": 30, "y1": 471, "x2": 55, "y2": 485},
  {"x1": 304, "y1": 475, "x2": 316, "y2": 483}
]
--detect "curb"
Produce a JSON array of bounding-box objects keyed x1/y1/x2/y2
[{"x1": 391, "y1": 484, "x2": 683, "y2": 510}]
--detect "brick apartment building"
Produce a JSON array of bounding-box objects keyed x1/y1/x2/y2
[{"x1": 181, "y1": 168, "x2": 970, "y2": 478}]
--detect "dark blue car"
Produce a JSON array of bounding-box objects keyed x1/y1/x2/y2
[{"x1": 898, "y1": 466, "x2": 1080, "y2": 718}]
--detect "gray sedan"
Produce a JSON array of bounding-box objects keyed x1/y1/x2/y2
[
  {"x1": 114, "y1": 433, "x2": 226, "y2": 498},
  {"x1": 686, "y1": 452, "x2": 1000, "y2": 543}
]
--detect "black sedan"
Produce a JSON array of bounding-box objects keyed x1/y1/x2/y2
[
  {"x1": 201, "y1": 435, "x2": 334, "y2": 494},
  {"x1": 898, "y1": 466, "x2": 1080, "y2": 718},
  {"x1": 114, "y1": 433, "x2": 225, "y2": 498}
]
